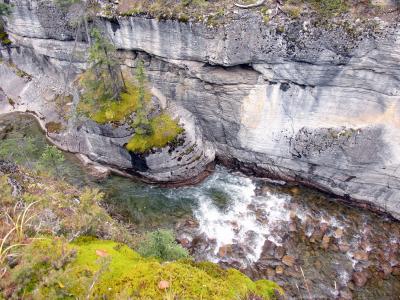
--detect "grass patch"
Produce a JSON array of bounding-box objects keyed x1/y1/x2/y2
[
  {"x1": 308, "y1": 0, "x2": 348, "y2": 16},
  {"x1": 1, "y1": 237, "x2": 283, "y2": 299},
  {"x1": 287, "y1": 0, "x2": 348, "y2": 17},
  {"x1": 126, "y1": 113, "x2": 184, "y2": 153}
]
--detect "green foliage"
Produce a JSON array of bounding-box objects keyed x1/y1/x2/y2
[
  {"x1": 287, "y1": 0, "x2": 347, "y2": 17},
  {"x1": 0, "y1": 136, "x2": 39, "y2": 166},
  {"x1": 0, "y1": 175, "x2": 13, "y2": 206},
  {"x1": 86, "y1": 28, "x2": 124, "y2": 100},
  {"x1": 79, "y1": 58, "x2": 183, "y2": 153},
  {"x1": 132, "y1": 60, "x2": 152, "y2": 135},
  {"x1": 0, "y1": 3, "x2": 11, "y2": 16},
  {"x1": 79, "y1": 28, "x2": 125, "y2": 116},
  {"x1": 38, "y1": 145, "x2": 65, "y2": 176},
  {"x1": 309, "y1": 0, "x2": 348, "y2": 16},
  {"x1": 137, "y1": 229, "x2": 189, "y2": 261},
  {"x1": 126, "y1": 113, "x2": 184, "y2": 153},
  {"x1": 0, "y1": 3, "x2": 12, "y2": 46},
  {"x1": 0, "y1": 27, "x2": 11, "y2": 46},
  {"x1": 1, "y1": 238, "x2": 283, "y2": 299},
  {"x1": 79, "y1": 82, "x2": 151, "y2": 124}
]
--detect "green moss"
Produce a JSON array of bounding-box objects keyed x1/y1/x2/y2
[
  {"x1": 3, "y1": 238, "x2": 282, "y2": 299},
  {"x1": 285, "y1": 5, "x2": 302, "y2": 18},
  {"x1": 308, "y1": 0, "x2": 347, "y2": 17},
  {"x1": 0, "y1": 24, "x2": 11, "y2": 46},
  {"x1": 78, "y1": 81, "x2": 152, "y2": 124},
  {"x1": 126, "y1": 113, "x2": 184, "y2": 153}
]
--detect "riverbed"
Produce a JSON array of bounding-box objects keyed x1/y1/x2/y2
[{"x1": 1, "y1": 113, "x2": 399, "y2": 299}]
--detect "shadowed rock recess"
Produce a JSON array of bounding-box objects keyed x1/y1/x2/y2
[{"x1": 1, "y1": 0, "x2": 400, "y2": 218}]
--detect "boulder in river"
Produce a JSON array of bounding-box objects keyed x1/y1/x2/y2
[
  {"x1": 282, "y1": 255, "x2": 296, "y2": 267},
  {"x1": 352, "y1": 271, "x2": 369, "y2": 287}
]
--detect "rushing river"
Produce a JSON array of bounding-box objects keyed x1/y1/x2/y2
[{"x1": 1, "y1": 113, "x2": 400, "y2": 299}]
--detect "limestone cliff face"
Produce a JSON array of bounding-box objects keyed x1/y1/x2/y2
[{"x1": 1, "y1": 0, "x2": 400, "y2": 218}]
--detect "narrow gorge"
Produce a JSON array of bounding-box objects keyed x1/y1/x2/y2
[{"x1": 0, "y1": 0, "x2": 399, "y2": 299}]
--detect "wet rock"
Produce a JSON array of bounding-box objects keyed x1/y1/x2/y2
[
  {"x1": 245, "y1": 230, "x2": 258, "y2": 244},
  {"x1": 185, "y1": 218, "x2": 199, "y2": 228},
  {"x1": 285, "y1": 267, "x2": 301, "y2": 279},
  {"x1": 255, "y1": 209, "x2": 268, "y2": 224},
  {"x1": 177, "y1": 238, "x2": 191, "y2": 248},
  {"x1": 353, "y1": 251, "x2": 368, "y2": 261},
  {"x1": 314, "y1": 260, "x2": 322, "y2": 270},
  {"x1": 320, "y1": 222, "x2": 329, "y2": 234},
  {"x1": 218, "y1": 244, "x2": 232, "y2": 257},
  {"x1": 266, "y1": 267, "x2": 275, "y2": 278},
  {"x1": 352, "y1": 271, "x2": 369, "y2": 287},
  {"x1": 339, "y1": 289, "x2": 353, "y2": 300},
  {"x1": 330, "y1": 244, "x2": 339, "y2": 252},
  {"x1": 339, "y1": 243, "x2": 350, "y2": 253},
  {"x1": 282, "y1": 255, "x2": 296, "y2": 267},
  {"x1": 392, "y1": 266, "x2": 400, "y2": 276},
  {"x1": 310, "y1": 229, "x2": 324, "y2": 243},
  {"x1": 261, "y1": 240, "x2": 276, "y2": 257},
  {"x1": 190, "y1": 233, "x2": 208, "y2": 252},
  {"x1": 381, "y1": 263, "x2": 392, "y2": 278},
  {"x1": 322, "y1": 235, "x2": 330, "y2": 250},
  {"x1": 334, "y1": 228, "x2": 344, "y2": 239},
  {"x1": 274, "y1": 246, "x2": 286, "y2": 259},
  {"x1": 275, "y1": 265, "x2": 284, "y2": 275}
]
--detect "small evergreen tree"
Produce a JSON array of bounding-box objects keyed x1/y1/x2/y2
[
  {"x1": 137, "y1": 229, "x2": 189, "y2": 261},
  {"x1": 82, "y1": 28, "x2": 125, "y2": 102},
  {"x1": 38, "y1": 145, "x2": 65, "y2": 177},
  {"x1": 0, "y1": 3, "x2": 11, "y2": 16},
  {"x1": 132, "y1": 60, "x2": 151, "y2": 135}
]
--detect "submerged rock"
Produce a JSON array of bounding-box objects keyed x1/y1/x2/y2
[{"x1": 352, "y1": 271, "x2": 369, "y2": 287}]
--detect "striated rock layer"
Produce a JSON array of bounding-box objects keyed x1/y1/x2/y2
[{"x1": 1, "y1": 0, "x2": 400, "y2": 218}]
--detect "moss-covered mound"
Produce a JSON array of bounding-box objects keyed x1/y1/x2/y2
[
  {"x1": 126, "y1": 113, "x2": 184, "y2": 153},
  {"x1": 2, "y1": 238, "x2": 283, "y2": 299}
]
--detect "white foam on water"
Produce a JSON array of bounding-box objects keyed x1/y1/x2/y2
[{"x1": 177, "y1": 168, "x2": 291, "y2": 264}]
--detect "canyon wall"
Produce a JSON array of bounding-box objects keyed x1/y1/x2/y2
[{"x1": 1, "y1": 0, "x2": 400, "y2": 218}]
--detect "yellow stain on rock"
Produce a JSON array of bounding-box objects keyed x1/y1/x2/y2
[
  {"x1": 240, "y1": 85, "x2": 267, "y2": 129},
  {"x1": 326, "y1": 101, "x2": 400, "y2": 129}
]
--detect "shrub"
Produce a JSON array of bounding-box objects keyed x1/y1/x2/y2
[
  {"x1": 126, "y1": 113, "x2": 183, "y2": 153},
  {"x1": 137, "y1": 229, "x2": 189, "y2": 261},
  {"x1": 38, "y1": 145, "x2": 65, "y2": 176}
]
